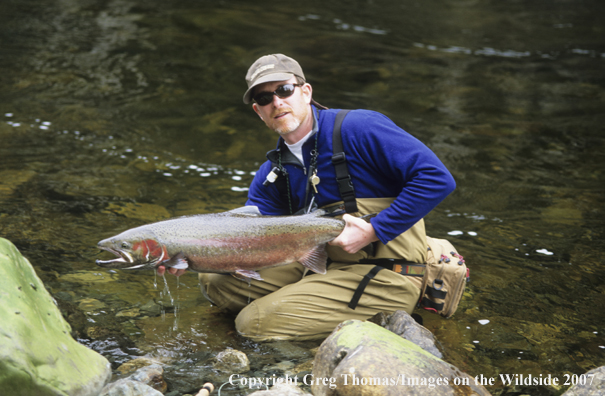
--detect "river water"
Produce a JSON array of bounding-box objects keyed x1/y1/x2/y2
[{"x1": 1, "y1": 0, "x2": 603, "y2": 395}]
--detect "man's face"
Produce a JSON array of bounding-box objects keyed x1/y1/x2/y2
[{"x1": 252, "y1": 77, "x2": 313, "y2": 142}]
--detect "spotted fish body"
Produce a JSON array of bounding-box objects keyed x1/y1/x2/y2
[{"x1": 96, "y1": 207, "x2": 345, "y2": 280}]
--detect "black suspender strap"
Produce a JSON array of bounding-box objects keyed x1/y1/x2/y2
[
  {"x1": 348, "y1": 265, "x2": 384, "y2": 310},
  {"x1": 331, "y1": 110, "x2": 358, "y2": 213}
]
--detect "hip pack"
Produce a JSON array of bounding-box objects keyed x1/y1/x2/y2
[{"x1": 418, "y1": 237, "x2": 469, "y2": 318}]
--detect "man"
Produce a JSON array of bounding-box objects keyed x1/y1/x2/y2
[{"x1": 161, "y1": 54, "x2": 456, "y2": 341}]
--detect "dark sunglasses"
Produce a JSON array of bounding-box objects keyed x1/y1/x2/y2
[{"x1": 253, "y1": 84, "x2": 303, "y2": 106}]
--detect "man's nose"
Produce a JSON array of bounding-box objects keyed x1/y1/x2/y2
[{"x1": 271, "y1": 93, "x2": 286, "y2": 107}]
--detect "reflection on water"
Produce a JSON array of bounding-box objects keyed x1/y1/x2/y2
[{"x1": 1, "y1": 0, "x2": 604, "y2": 395}]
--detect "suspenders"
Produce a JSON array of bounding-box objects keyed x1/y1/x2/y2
[
  {"x1": 267, "y1": 109, "x2": 359, "y2": 214},
  {"x1": 265, "y1": 109, "x2": 402, "y2": 310},
  {"x1": 331, "y1": 110, "x2": 359, "y2": 214}
]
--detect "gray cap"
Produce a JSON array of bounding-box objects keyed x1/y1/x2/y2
[{"x1": 243, "y1": 54, "x2": 305, "y2": 104}]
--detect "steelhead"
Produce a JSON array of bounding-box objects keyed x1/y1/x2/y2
[{"x1": 96, "y1": 207, "x2": 345, "y2": 280}]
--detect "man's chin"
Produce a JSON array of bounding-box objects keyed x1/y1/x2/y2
[{"x1": 273, "y1": 120, "x2": 300, "y2": 135}]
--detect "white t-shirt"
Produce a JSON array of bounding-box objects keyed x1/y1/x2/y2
[{"x1": 285, "y1": 129, "x2": 316, "y2": 166}]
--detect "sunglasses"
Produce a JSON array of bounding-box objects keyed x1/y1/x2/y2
[{"x1": 253, "y1": 84, "x2": 303, "y2": 106}]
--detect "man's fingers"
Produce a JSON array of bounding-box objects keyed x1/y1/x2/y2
[{"x1": 156, "y1": 266, "x2": 185, "y2": 277}]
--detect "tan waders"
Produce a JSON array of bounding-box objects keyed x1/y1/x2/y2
[{"x1": 198, "y1": 198, "x2": 426, "y2": 341}]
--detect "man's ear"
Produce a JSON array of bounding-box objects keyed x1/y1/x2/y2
[
  {"x1": 252, "y1": 103, "x2": 263, "y2": 119},
  {"x1": 302, "y1": 83, "x2": 313, "y2": 104}
]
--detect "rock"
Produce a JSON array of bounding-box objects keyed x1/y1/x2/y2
[
  {"x1": 99, "y1": 379, "x2": 164, "y2": 396},
  {"x1": 248, "y1": 382, "x2": 313, "y2": 396},
  {"x1": 117, "y1": 357, "x2": 163, "y2": 376},
  {"x1": 311, "y1": 319, "x2": 490, "y2": 396},
  {"x1": 78, "y1": 297, "x2": 106, "y2": 312},
  {"x1": 370, "y1": 310, "x2": 443, "y2": 358},
  {"x1": 562, "y1": 366, "x2": 605, "y2": 396},
  {"x1": 130, "y1": 364, "x2": 168, "y2": 393},
  {"x1": 0, "y1": 237, "x2": 111, "y2": 396},
  {"x1": 101, "y1": 363, "x2": 167, "y2": 395},
  {"x1": 214, "y1": 349, "x2": 250, "y2": 373},
  {"x1": 116, "y1": 307, "x2": 142, "y2": 318}
]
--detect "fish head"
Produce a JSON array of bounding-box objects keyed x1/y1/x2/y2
[{"x1": 96, "y1": 230, "x2": 167, "y2": 270}]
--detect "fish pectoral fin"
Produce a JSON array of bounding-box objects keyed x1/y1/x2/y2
[
  {"x1": 162, "y1": 252, "x2": 189, "y2": 270},
  {"x1": 299, "y1": 244, "x2": 328, "y2": 275},
  {"x1": 233, "y1": 270, "x2": 264, "y2": 281}
]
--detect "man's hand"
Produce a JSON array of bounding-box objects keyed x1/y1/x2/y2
[
  {"x1": 328, "y1": 214, "x2": 379, "y2": 254},
  {"x1": 156, "y1": 265, "x2": 186, "y2": 277}
]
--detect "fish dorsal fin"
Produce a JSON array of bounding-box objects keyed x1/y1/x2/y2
[
  {"x1": 162, "y1": 252, "x2": 189, "y2": 270},
  {"x1": 233, "y1": 270, "x2": 264, "y2": 281},
  {"x1": 227, "y1": 206, "x2": 262, "y2": 216},
  {"x1": 298, "y1": 244, "x2": 328, "y2": 274}
]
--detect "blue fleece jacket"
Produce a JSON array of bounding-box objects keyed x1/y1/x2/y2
[{"x1": 246, "y1": 106, "x2": 456, "y2": 245}]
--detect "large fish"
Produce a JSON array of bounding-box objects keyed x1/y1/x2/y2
[{"x1": 96, "y1": 207, "x2": 345, "y2": 280}]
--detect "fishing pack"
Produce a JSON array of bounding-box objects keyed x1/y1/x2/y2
[{"x1": 417, "y1": 237, "x2": 469, "y2": 318}]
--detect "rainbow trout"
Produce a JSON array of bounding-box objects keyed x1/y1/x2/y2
[{"x1": 96, "y1": 207, "x2": 345, "y2": 280}]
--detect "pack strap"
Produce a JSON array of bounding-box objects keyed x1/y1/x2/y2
[
  {"x1": 331, "y1": 110, "x2": 358, "y2": 213},
  {"x1": 348, "y1": 265, "x2": 383, "y2": 310},
  {"x1": 359, "y1": 258, "x2": 425, "y2": 277},
  {"x1": 421, "y1": 296, "x2": 444, "y2": 312},
  {"x1": 425, "y1": 285, "x2": 447, "y2": 300}
]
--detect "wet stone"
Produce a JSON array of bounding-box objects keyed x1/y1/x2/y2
[
  {"x1": 116, "y1": 307, "x2": 141, "y2": 318},
  {"x1": 213, "y1": 349, "x2": 250, "y2": 373},
  {"x1": 130, "y1": 364, "x2": 168, "y2": 394},
  {"x1": 117, "y1": 357, "x2": 163, "y2": 376},
  {"x1": 78, "y1": 297, "x2": 106, "y2": 312},
  {"x1": 140, "y1": 299, "x2": 162, "y2": 316}
]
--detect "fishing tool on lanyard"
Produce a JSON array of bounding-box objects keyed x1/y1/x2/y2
[{"x1": 304, "y1": 131, "x2": 320, "y2": 214}]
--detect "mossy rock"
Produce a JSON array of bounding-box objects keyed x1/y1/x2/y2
[
  {"x1": 312, "y1": 320, "x2": 490, "y2": 396},
  {"x1": 0, "y1": 238, "x2": 111, "y2": 396}
]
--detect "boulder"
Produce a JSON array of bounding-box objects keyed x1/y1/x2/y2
[
  {"x1": 562, "y1": 366, "x2": 605, "y2": 396},
  {"x1": 369, "y1": 311, "x2": 443, "y2": 358},
  {"x1": 311, "y1": 319, "x2": 490, "y2": 396},
  {"x1": 0, "y1": 237, "x2": 111, "y2": 396}
]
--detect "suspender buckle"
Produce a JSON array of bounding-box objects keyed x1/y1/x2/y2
[
  {"x1": 331, "y1": 152, "x2": 346, "y2": 165},
  {"x1": 336, "y1": 175, "x2": 355, "y2": 194}
]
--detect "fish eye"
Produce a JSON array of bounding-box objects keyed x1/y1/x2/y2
[{"x1": 121, "y1": 242, "x2": 130, "y2": 248}]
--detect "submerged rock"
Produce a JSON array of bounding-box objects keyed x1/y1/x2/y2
[
  {"x1": 312, "y1": 319, "x2": 490, "y2": 396},
  {"x1": 0, "y1": 237, "x2": 111, "y2": 396},
  {"x1": 213, "y1": 348, "x2": 250, "y2": 373},
  {"x1": 117, "y1": 357, "x2": 164, "y2": 376}
]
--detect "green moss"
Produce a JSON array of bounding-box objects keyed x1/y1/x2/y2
[
  {"x1": 334, "y1": 320, "x2": 444, "y2": 365},
  {"x1": 0, "y1": 238, "x2": 111, "y2": 396}
]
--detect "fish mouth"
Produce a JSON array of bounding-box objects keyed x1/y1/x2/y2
[{"x1": 96, "y1": 247, "x2": 152, "y2": 270}]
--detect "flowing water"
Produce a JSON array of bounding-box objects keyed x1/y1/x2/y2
[{"x1": 1, "y1": 0, "x2": 604, "y2": 395}]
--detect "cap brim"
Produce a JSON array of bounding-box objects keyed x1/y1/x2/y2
[{"x1": 242, "y1": 73, "x2": 294, "y2": 104}]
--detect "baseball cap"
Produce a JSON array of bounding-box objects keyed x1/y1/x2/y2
[{"x1": 243, "y1": 54, "x2": 305, "y2": 104}]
